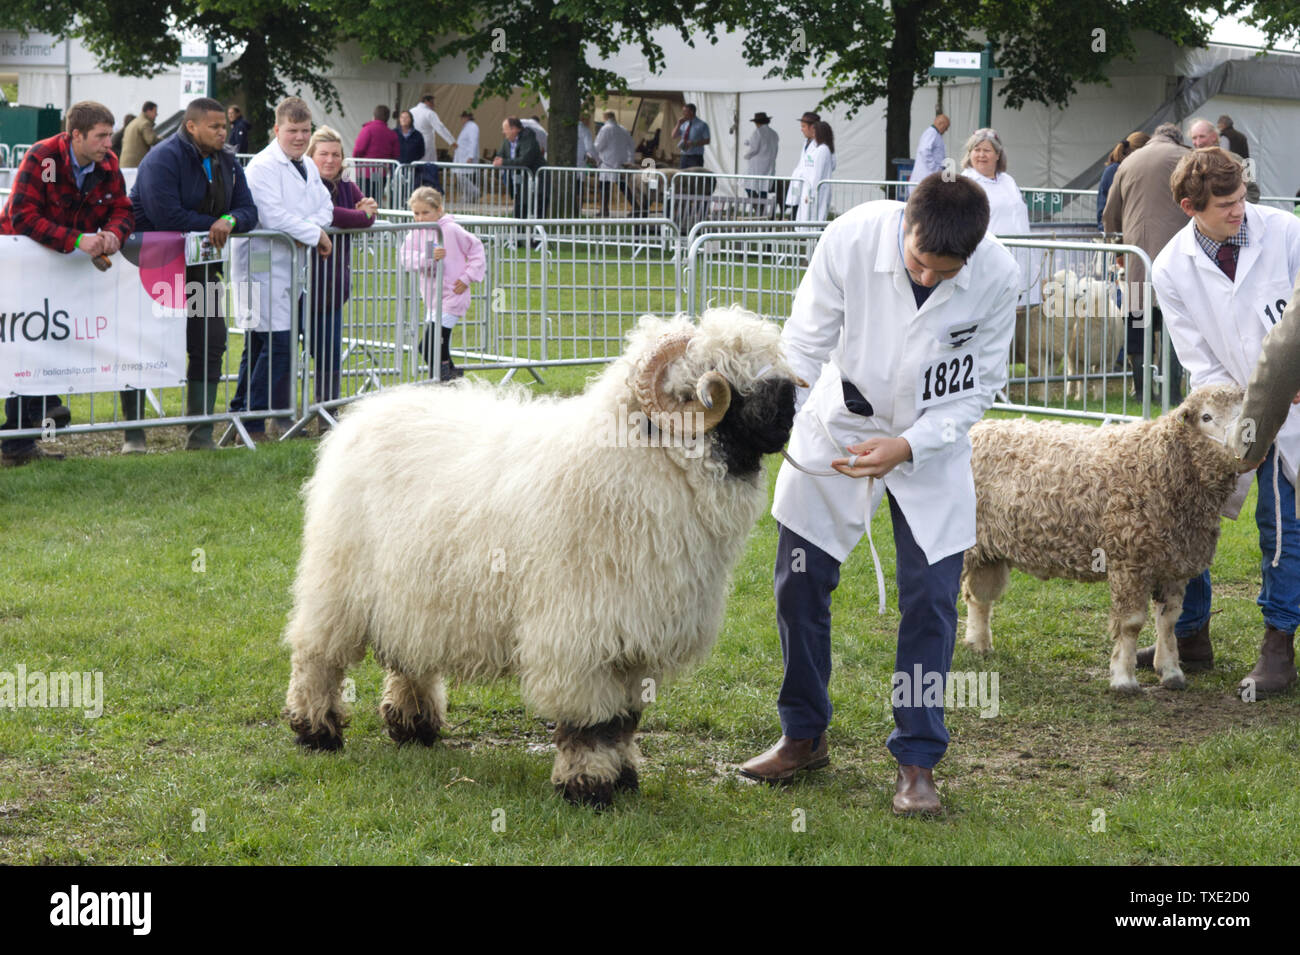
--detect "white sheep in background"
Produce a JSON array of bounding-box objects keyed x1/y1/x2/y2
[
  {"x1": 1038, "y1": 268, "x2": 1126, "y2": 401},
  {"x1": 282, "y1": 307, "x2": 800, "y2": 807},
  {"x1": 960, "y1": 385, "x2": 1243, "y2": 692}
]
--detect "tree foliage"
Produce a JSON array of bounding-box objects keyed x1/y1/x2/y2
[{"x1": 725, "y1": 0, "x2": 1231, "y2": 178}]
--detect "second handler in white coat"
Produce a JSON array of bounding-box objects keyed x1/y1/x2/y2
[{"x1": 739, "y1": 174, "x2": 1021, "y2": 814}]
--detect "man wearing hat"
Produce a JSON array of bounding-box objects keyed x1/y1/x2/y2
[{"x1": 743, "y1": 112, "x2": 780, "y2": 215}]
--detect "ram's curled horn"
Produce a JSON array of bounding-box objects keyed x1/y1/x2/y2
[{"x1": 634, "y1": 331, "x2": 732, "y2": 436}]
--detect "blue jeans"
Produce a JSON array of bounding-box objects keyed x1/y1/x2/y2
[
  {"x1": 773, "y1": 492, "x2": 963, "y2": 769},
  {"x1": 1178, "y1": 446, "x2": 1300, "y2": 636},
  {"x1": 231, "y1": 330, "x2": 292, "y2": 433}
]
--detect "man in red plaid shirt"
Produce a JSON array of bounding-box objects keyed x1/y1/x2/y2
[{"x1": 0, "y1": 101, "x2": 133, "y2": 466}]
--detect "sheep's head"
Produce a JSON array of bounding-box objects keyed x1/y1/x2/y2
[
  {"x1": 628, "y1": 308, "x2": 799, "y2": 477},
  {"x1": 1177, "y1": 384, "x2": 1244, "y2": 448}
]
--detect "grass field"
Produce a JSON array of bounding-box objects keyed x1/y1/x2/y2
[{"x1": 3, "y1": 361, "x2": 1299, "y2": 866}]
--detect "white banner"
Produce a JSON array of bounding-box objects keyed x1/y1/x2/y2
[{"x1": 1, "y1": 233, "x2": 189, "y2": 395}]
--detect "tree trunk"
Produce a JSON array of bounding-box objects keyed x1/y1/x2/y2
[
  {"x1": 239, "y1": 31, "x2": 273, "y2": 152},
  {"x1": 547, "y1": 20, "x2": 584, "y2": 217},
  {"x1": 885, "y1": 2, "x2": 925, "y2": 182}
]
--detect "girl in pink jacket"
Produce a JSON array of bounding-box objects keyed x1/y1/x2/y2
[{"x1": 400, "y1": 186, "x2": 486, "y2": 379}]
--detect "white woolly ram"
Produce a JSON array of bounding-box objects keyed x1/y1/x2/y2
[
  {"x1": 282, "y1": 307, "x2": 799, "y2": 807},
  {"x1": 960, "y1": 385, "x2": 1243, "y2": 692}
]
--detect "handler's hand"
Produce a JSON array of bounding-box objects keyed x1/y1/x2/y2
[
  {"x1": 317, "y1": 230, "x2": 333, "y2": 258},
  {"x1": 207, "y1": 217, "x2": 234, "y2": 250},
  {"x1": 832, "y1": 436, "x2": 913, "y2": 478},
  {"x1": 77, "y1": 233, "x2": 106, "y2": 257}
]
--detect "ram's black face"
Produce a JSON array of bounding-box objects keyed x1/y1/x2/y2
[{"x1": 710, "y1": 377, "x2": 797, "y2": 477}]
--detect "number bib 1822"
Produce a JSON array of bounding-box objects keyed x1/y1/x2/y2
[{"x1": 916, "y1": 348, "x2": 978, "y2": 410}]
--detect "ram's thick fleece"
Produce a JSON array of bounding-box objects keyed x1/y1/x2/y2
[
  {"x1": 283, "y1": 307, "x2": 798, "y2": 806},
  {"x1": 961, "y1": 385, "x2": 1243, "y2": 691}
]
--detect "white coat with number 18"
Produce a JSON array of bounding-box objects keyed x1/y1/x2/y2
[
  {"x1": 772, "y1": 200, "x2": 1021, "y2": 564},
  {"x1": 1153, "y1": 201, "x2": 1300, "y2": 483}
]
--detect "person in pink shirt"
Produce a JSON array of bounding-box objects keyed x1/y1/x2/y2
[
  {"x1": 353, "y1": 104, "x2": 400, "y2": 202},
  {"x1": 400, "y1": 186, "x2": 486, "y2": 380}
]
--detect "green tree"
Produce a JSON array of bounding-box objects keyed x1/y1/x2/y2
[
  {"x1": 0, "y1": 0, "x2": 344, "y2": 150},
  {"x1": 727, "y1": 0, "x2": 1221, "y2": 179},
  {"x1": 337, "y1": 0, "x2": 725, "y2": 183}
]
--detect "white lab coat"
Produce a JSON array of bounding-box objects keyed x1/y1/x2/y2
[
  {"x1": 577, "y1": 123, "x2": 596, "y2": 166},
  {"x1": 595, "y1": 121, "x2": 635, "y2": 183},
  {"x1": 410, "y1": 102, "x2": 456, "y2": 162},
  {"x1": 787, "y1": 141, "x2": 835, "y2": 221},
  {"x1": 1153, "y1": 202, "x2": 1300, "y2": 484},
  {"x1": 962, "y1": 167, "x2": 1041, "y2": 306},
  {"x1": 230, "y1": 139, "x2": 334, "y2": 333},
  {"x1": 453, "y1": 120, "x2": 479, "y2": 164},
  {"x1": 908, "y1": 125, "x2": 946, "y2": 183},
  {"x1": 772, "y1": 201, "x2": 1021, "y2": 564},
  {"x1": 742, "y1": 124, "x2": 779, "y2": 191}
]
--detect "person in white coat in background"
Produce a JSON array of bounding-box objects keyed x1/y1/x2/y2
[
  {"x1": 742, "y1": 111, "x2": 779, "y2": 214},
  {"x1": 452, "y1": 110, "x2": 481, "y2": 201},
  {"x1": 739, "y1": 174, "x2": 1020, "y2": 814},
  {"x1": 410, "y1": 94, "x2": 457, "y2": 164},
  {"x1": 594, "y1": 110, "x2": 639, "y2": 217},
  {"x1": 785, "y1": 111, "x2": 819, "y2": 219},
  {"x1": 907, "y1": 114, "x2": 950, "y2": 194},
  {"x1": 960, "y1": 128, "x2": 1041, "y2": 312},
  {"x1": 803, "y1": 121, "x2": 837, "y2": 221},
  {"x1": 577, "y1": 113, "x2": 596, "y2": 167},
  {"x1": 1149, "y1": 146, "x2": 1300, "y2": 696},
  {"x1": 230, "y1": 96, "x2": 335, "y2": 440}
]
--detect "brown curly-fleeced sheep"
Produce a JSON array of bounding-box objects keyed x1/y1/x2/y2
[{"x1": 961, "y1": 385, "x2": 1244, "y2": 691}]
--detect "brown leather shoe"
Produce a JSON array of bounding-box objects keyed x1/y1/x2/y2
[
  {"x1": 738, "y1": 734, "x2": 829, "y2": 785},
  {"x1": 1239, "y1": 626, "x2": 1297, "y2": 698},
  {"x1": 893, "y1": 764, "x2": 942, "y2": 815},
  {"x1": 1136, "y1": 621, "x2": 1213, "y2": 672}
]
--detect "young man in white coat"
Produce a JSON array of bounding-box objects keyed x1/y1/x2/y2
[
  {"x1": 230, "y1": 96, "x2": 334, "y2": 439},
  {"x1": 785, "y1": 111, "x2": 819, "y2": 220},
  {"x1": 740, "y1": 174, "x2": 1021, "y2": 813},
  {"x1": 1148, "y1": 147, "x2": 1300, "y2": 695}
]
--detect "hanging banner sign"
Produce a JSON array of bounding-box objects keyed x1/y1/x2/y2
[{"x1": 0, "y1": 233, "x2": 189, "y2": 395}]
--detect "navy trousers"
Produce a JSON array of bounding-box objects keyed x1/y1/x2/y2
[{"x1": 774, "y1": 491, "x2": 964, "y2": 768}]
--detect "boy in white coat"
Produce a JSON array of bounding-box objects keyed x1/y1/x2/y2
[
  {"x1": 230, "y1": 96, "x2": 334, "y2": 438},
  {"x1": 1149, "y1": 147, "x2": 1300, "y2": 695},
  {"x1": 739, "y1": 174, "x2": 1021, "y2": 814}
]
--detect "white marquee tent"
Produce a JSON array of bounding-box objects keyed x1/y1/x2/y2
[{"x1": 5, "y1": 26, "x2": 1299, "y2": 196}]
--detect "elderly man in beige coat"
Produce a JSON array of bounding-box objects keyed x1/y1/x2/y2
[
  {"x1": 119, "y1": 102, "x2": 160, "y2": 168},
  {"x1": 1103, "y1": 122, "x2": 1191, "y2": 402}
]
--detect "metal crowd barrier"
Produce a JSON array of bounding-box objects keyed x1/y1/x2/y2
[
  {"x1": 666, "y1": 170, "x2": 801, "y2": 230},
  {"x1": 1258, "y1": 195, "x2": 1299, "y2": 214},
  {"x1": 3, "y1": 229, "x2": 303, "y2": 450},
  {"x1": 12, "y1": 143, "x2": 31, "y2": 167},
  {"x1": 995, "y1": 237, "x2": 1166, "y2": 421},
  {"x1": 0, "y1": 143, "x2": 10, "y2": 167}
]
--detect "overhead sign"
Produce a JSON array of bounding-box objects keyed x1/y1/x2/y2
[
  {"x1": 0, "y1": 31, "x2": 66, "y2": 68},
  {"x1": 178, "y1": 38, "x2": 210, "y2": 111},
  {"x1": 934, "y1": 51, "x2": 981, "y2": 70}
]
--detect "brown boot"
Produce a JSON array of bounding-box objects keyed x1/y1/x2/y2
[
  {"x1": 1238, "y1": 626, "x2": 1297, "y2": 698},
  {"x1": 1136, "y1": 621, "x2": 1213, "y2": 672},
  {"x1": 738, "y1": 734, "x2": 829, "y2": 785},
  {"x1": 893, "y1": 764, "x2": 942, "y2": 815}
]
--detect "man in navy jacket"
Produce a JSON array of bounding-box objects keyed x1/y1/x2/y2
[{"x1": 128, "y1": 96, "x2": 258, "y2": 451}]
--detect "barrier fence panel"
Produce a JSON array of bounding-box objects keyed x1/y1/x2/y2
[
  {"x1": 667, "y1": 170, "x2": 802, "y2": 231},
  {"x1": 534, "y1": 166, "x2": 670, "y2": 222},
  {"x1": 815, "y1": 178, "x2": 909, "y2": 215},
  {"x1": 12, "y1": 144, "x2": 31, "y2": 167},
  {"x1": 0, "y1": 143, "x2": 11, "y2": 167},
  {"x1": 684, "y1": 229, "x2": 822, "y2": 324},
  {"x1": 1258, "y1": 195, "x2": 1297, "y2": 214},
  {"x1": 389, "y1": 161, "x2": 531, "y2": 219},
  {"x1": 346, "y1": 158, "x2": 399, "y2": 207},
  {"x1": 997, "y1": 237, "x2": 1164, "y2": 421},
  {"x1": 3, "y1": 229, "x2": 302, "y2": 451}
]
